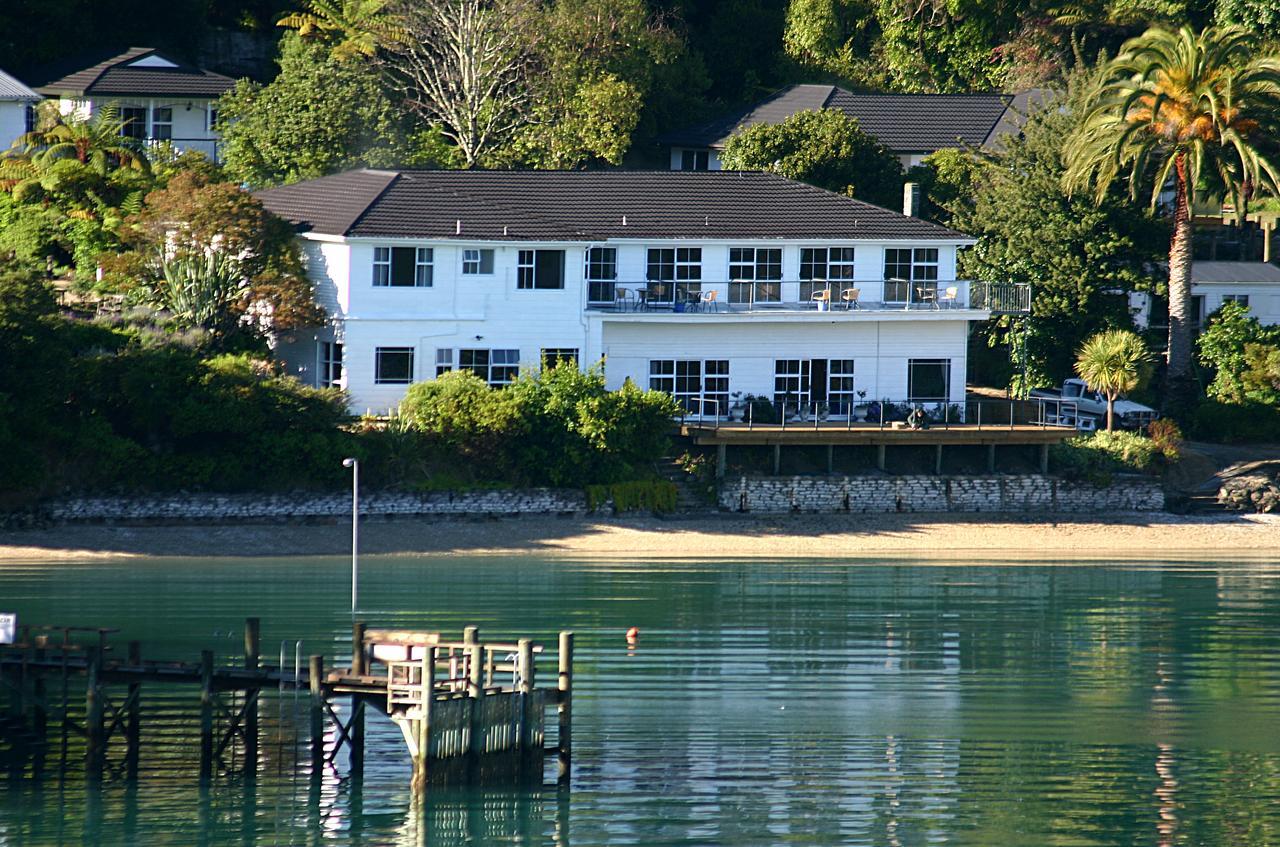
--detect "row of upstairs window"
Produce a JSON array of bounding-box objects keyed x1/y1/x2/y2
[
  {"x1": 373, "y1": 346, "x2": 580, "y2": 385},
  {"x1": 368, "y1": 245, "x2": 940, "y2": 298}
]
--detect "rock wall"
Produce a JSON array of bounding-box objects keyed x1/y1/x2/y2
[
  {"x1": 719, "y1": 474, "x2": 1164, "y2": 514},
  {"x1": 36, "y1": 489, "x2": 587, "y2": 524}
]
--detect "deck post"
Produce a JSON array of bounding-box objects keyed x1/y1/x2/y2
[
  {"x1": 557, "y1": 632, "x2": 574, "y2": 783},
  {"x1": 351, "y1": 622, "x2": 367, "y2": 676},
  {"x1": 349, "y1": 697, "x2": 365, "y2": 780},
  {"x1": 244, "y1": 618, "x2": 260, "y2": 777},
  {"x1": 826, "y1": 444, "x2": 834, "y2": 474},
  {"x1": 987, "y1": 444, "x2": 996, "y2": 473},
  {"x1": 716, "y1": 443, "x2": 726, "y2": 479},
  {"x1": 517, "y1": 639, "x2": 535, "y2": 754},
  {"x1": 412, "y1": 648, "x2": 433, "y2": 793},
  {"x1": 1040, "y1": 443, "x2": 1050, "y2": 474},
  {"x1": 465, "y1": 628, "x2": 484, "y2": 761},
  {"x1": 85, "y1": 654, "x2": 105, "y2": 779},
  {"x1": 126, "y1": 641, "x2": 142, "y2": 774},
  {"x1": 876, "y1": 444, "x2": 886, "y2": 472},
  {"x1": 772, "y1": 444, "x2": 781, "y2": 475},
  {"x1": 308, "y1": 655, "x2": 325, "y2": 777},
  {"x1": 934, "y1": 444, "x2": 943, "y2": 475},
  {"x1": 199, "y1": 650, "x2": 214, "y2": 781}
]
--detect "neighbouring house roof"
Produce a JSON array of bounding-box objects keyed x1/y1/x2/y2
[
  {"x1": 256, "y1": 169, "x2": 970, "y2": 243},
  {"x1": 661, "y1": 84, "x2": 1053, "y2": 154},
  {"x1": 0, "y1": 68, "x2": 40, "y2": 102},
  {"x1": 25, "y1": 47, "x2": 236, "y2": 99},
  {"x1": 1192, "y1": 261, "x2": 1280, "y2": 285}
]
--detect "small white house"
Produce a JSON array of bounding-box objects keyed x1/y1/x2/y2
[
  {"x1": 661, "y1": 85, "x2": 1050, "y2": 171},
  {"x1": 0, "y1": 68, "x2": 39, "y2": 151},
  {"x1": 1131, "y1": 261, "x2": 1280, "y2": 330},
  {"x1": 257, "y1": 169, "x2": 1029, "y2": 416},
  {"x1": 24, "y1": 48, "x2": 237, "y2": 162}
]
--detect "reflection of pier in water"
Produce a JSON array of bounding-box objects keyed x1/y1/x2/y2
[{"x1": 0, "y1": 619, "x2": 574, "y2": 793}]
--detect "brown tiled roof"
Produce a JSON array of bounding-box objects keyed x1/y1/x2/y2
[
  {"x1": 256, "y1": 169, "x2": 969, "y2": 242},
  {"x1": 662, "y1": 84, "x2": 1051, "y2": 153},
  {"x1": 29, "y1": 48, "x2": 236, "y2": 99}
]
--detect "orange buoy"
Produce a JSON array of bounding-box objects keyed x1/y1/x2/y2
[{"x1": 625, "y1": 626, "x2": 639, "y2": 644}]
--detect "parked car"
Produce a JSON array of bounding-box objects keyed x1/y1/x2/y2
[{"x1": 1031, "y1": 379, "x2": 1158, "y2": 430}]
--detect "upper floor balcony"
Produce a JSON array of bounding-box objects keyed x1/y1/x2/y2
[{"x1": 584, "y1": 280, "x2": 1030, "y2": 316}]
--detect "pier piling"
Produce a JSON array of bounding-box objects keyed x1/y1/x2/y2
[{"x1": 557, "y1": 631, "x2": 573, "y2": 783}]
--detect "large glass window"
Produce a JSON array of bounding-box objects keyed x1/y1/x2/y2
[
  {"x1": 516, "y1": 249, "x2": 565, "y2": 290},
  {"x1": 649, "y1": 359, "x2": 728, "y2": 416},
  {"x1": 374, "y1": 246, "x2": 433, "y2": 287},
  {"x1": 800, "y1": 247, "x2": 855, "y2": 300},
  {"x1": 907, "y1": 358, "x2": 951, "y2": 403},
  {"x1": 884, "y1": 248, "x2": 939, "y2": 303},
  {"x1": 150, "y1": 106, "x2": 172, "y2": 140},
  {"x1": 458, "y1": 348, "x2": 520, "y2": 386},
  {"x1": 462, "y1": 248, "x2": 495, "y2": 275},
  {"x1": 646, "y1": 248, "x2": 701, "y2": 304},
  {"x1": 375, "y1": 347, "x2": 414, "y2": 384},
  {"x1": 729, "y1": 247, "x2": 782, "y2": 303},
  {"x1": 319, "y1": 341, "x2": 343, "y2": 388},
  {"x1": 541, "y1": 348, "x2": 579, "y2": 369},
  {"x1": 774, "y1": 360, "x2": 811, "y2": 409},
  {"x1": 680, "y1": 149, "x2": 709, "y2": 171},
  {"x1": 120, "y1": 106, "x2": 147, "y2": 139},
  {"x1": 827, "y1": 359, "x2": 855, "y2": 415},
  {"x1": 585, "y1": 247, "x2": 617, "y2": 303}
]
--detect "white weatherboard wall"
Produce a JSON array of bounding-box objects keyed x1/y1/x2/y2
[
  {"x1": 0, "y1": 101, "x2": 29, "y2": 150},
  {"x1": 287, "y1": 233, "x2": 977, "y2": 413}
]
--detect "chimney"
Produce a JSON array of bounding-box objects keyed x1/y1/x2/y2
[{"x1": 902, "y1": 182, "x2": 921, "y2": 217}]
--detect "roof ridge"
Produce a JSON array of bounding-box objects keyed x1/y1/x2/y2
[{"x1": 85, "y1": 47, "x2": 156, "y2": 91}]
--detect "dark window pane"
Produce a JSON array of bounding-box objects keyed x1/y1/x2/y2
[{"x1": 391, "y1": 246, "x2": 416, "y2": 286}]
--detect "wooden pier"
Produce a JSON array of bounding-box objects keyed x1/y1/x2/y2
[{"x1": 0, "y1": 619, "x2": 573, "y2": 791}]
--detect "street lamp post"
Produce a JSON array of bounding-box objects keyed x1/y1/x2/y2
[{"x1": 342, "y1": 457, "x2": 358, "y2": 612}]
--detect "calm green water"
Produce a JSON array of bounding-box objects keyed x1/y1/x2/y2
[{"x1": 2, "y1": 555, "x2": 1280, "y2": 846}]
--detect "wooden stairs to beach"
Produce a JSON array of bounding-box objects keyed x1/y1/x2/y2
[{"x1": 657, "y1": 458, "x2": 720, "y2": 515}]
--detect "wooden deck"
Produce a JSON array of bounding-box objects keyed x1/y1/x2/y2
[{"x1": 681, "y1": 422, "x2": 1076, "y2": 446}]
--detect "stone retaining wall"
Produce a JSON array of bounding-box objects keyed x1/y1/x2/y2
[
  {"x1": 719, "y1": 474, "x2": 1164, "y2": 513},
  {"x1": 35, "y1": 489, "x2": 587, "y2": 524}
]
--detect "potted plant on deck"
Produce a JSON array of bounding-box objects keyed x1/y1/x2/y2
[{"x1": 852, "y1": 390, "x2": 869, "y2": 422}]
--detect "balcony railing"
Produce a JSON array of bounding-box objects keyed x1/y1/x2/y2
[
  {"x1": 141, "y1": 137, "x2": 223, "y2": 163},
  {"x1": 586, "y1": 280, "x2": 1030, "y2": 314},
  {"x1": 677, "y1": 396, "x2": 1081, "y2": 430}
]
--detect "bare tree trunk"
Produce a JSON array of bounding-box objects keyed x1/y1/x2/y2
[
  {"x1": 1165, "y1": 153, "x2": 1196, "y2": 413},
  {"x1": 1106, "y1": 393, "x2": 1115, "y2": 431},
  {"x1": 383, "y1": 0, "x2": 538, "y2": 168}
]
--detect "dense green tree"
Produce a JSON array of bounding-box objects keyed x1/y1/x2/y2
[
  {"x1": 1197, "y1": 301, "x2": 1280, "y2": 406},
  {"x1": 950, "y1": 70, "x2": 1166, "y2": 392},
  {"x1": 1065, "y1": 25, "x2": 1280, "y2": 413},
  {"x1": 1075, "y1": 328, "x2": 1151, "y2": 429},
  {"x1": 1214, "y1": 0, "x2": 1280, "y2": 40},
  {"x1": 719, "y1": 109, "x2": 902, "y2": 207},
  {"x1": 218, "y1": 32, "x2": 410, "y2": 187}
]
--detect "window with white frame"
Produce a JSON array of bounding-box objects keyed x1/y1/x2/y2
[
  {"x1": 1222, "y1": 294, "x2": 1250, "y2": 309},
  {"x1": 375, "y1": 347, "x2": 415, "y2": 384},
  {"x1": 319, "y1": 341, "x2": 343, "y2": 388},
  {"x1": 435, "y1": 348, "x2": 453, "y2": 376},
  {"x1": 120, "y1": 105, "x2": 147, "y2": 139},
  {"x1": 585, "y1": 247, "x2": 617, "y2": 303},
  {"x1": 646, "y1": 247, "x2": 701, "y2": 303},
  {"x1": 150, "y1": 106, "x2": 172, "y2": 140},
  {"x1": 680, "y1": 150, "x2": 710, "y2": 171},
  {"x1": 907, "y1": 358, "x2": 951, "y2": 403},
  {"x1": 517, "y1": 249, "x2": 565, "y2": 289},
  {"x1": 462, "y1": 248, "x2": 495, "y2": 275},
  {"x1": 24, "y1": 104, "x2": 37, "y2": 134},
  {"x1": 729, "y1": 247, "x2": 782, "y2": 303},
  {"x1": 774, "y1": 360, "x2": 811, "y2": 409},
  {"x1": 457, "y1": 348, "x2": 520, "y2": 386},
  {"x1": 800, "y1": 247, "x2": 856, "y2": 300},
  {"x1": 884, "y1": 247, "x2": 939, "y2": 303},
  {"x1": 541, "y1": 348, "x2": 579, "y2": 368},
  {"x1": 373, "y1": 246, "x2": 433, "y2": 287},
  {"x1": 649, "y1": 359, "x2": 728, "y2": 416}
]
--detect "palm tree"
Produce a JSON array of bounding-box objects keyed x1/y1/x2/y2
[
  {"x1": 1064, "y1": 25, "x2": 1280, "y2": 411},
  {"x1": 1076, "y1": 329, "x2": 1151, "y2": 430},
  {"x1": 277, "y1": 0, "x2": 400, "y2": 61}
]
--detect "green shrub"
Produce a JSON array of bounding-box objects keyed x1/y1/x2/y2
[
  {"x1": 586, "y1": 480, "x2": 678, "y2": 513},
  {"x1": 1187, "y1": 400, "x2": 1280, "y2": 444},
  {"x1": 1051, "y1": 431, "x2": 1165, "y2": 483}
]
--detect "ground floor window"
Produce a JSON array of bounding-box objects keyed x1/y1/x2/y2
[
  {"x1": 774, "y1": 360, "x2": 811, "y2": 410},
  {"x1": 827, "y1": 359, "x2": 855, "y2": 415},
  {"x1": 465, "y1": 349, "x2": 520, "y2": 386},
  {"x1": 649, "y1": 359, "x2": 728, "y2": 416},
  {"x1": 541, "y1": 348, "x2": 579, "y2": 368},
  {"x1": 375, "y1": 346, "x2": 414, "y2": 384},
  {"x1": 1222, "y1": 294, "x2": 1250, "y2": 309},
  {"x1": 319, "y1": 341, "x2": 343, "y2": 388},
  {"x1": 774, "y1": 359, "x2": 857, "y2": 415},
  {"x1": 907, "y1": 358, "x2": 950, "y2": 403}
]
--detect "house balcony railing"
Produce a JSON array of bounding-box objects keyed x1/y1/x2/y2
[
  {"x1": 141, "y1": 137, "x2": 223, "y2": 163},
  {"x1": 585, "y1": 280, "x2": 1030, "y2": 314}
]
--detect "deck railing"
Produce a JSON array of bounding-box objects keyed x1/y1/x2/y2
[
  {"x1": 679, "y1": 396, "x2": 1084, "y2": 432},
  {"x1": 588, "y1": 280, "x2": 1030, "y2": 313}
]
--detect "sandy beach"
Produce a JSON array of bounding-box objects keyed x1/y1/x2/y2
[{"x1": 1, "y1": 511, "x2": 1277, "y2": 563}]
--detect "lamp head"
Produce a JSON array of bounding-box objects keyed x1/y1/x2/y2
[{"x1": 342, "y1": 457, "x2": 357, "y2": 468}]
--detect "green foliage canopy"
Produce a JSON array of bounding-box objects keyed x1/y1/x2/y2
[
  {"x1": 1074, "y1": 328, "x2": 1151, "y2": 429},
  {"x1": 1197, "y1": 301, "x2": 1280, "y2": 406}
]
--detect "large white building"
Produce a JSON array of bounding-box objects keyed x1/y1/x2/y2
[
  {"x1": 258, "y1": 169, "x2": 1027, "y2": 416},
  {"x1": 1131, "y1": 261, "x2": 1280, "y2": 331},
  {"x1": 24, "y1": 48, "x2": 236, "y2": 162}
]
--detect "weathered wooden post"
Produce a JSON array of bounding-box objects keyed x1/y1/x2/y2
[
  {"x1": 199, "y1": 650, "x2": 214, "y2": 781},
  {"x1": 464, "y1": 628, "x2": 483, "y2": 761},
  {"x1": 244, "y1": 618, "x2": 260, "y2": 777},
  {"x1": 126, "y1": 640, "x2": 142, "y2": 774},
  {"x1": 1040, "y1": 443, "x2": 1050, "y2": 474},
  {"x1": 517, "y1": 639, "x2": 535, "y2": 755},
  {"x1": 308, "y1": 654, "x2": 325, "y2": 777},
  {"x1": 876, "y1": 444, "x2": 887, "y2": 472},
  {"x1": 935, "y1": 444, "x2": 944, "y2": 475},
  {"x1": 411, "y1": 647, "x2": 434, "y2": 793},
  {"x1": 85, "y1": 653, "x2": 105, "y2": 779},
  {"x1": 987, "y1": 444, "x2": 997, "y2": 473},
  {"x1": 350, "y1": 621, "x2": 367, "y2": 780},
  {"x1": 557, "y1": 631, "x2": 574, "y2": 783},
  {"x1": 351, "y1": 622, "x2": 367, "y2": 676}
]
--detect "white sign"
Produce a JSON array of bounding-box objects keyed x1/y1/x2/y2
[{"x1": 0, "y1": 613, "x2": 15, "y2": 645}]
